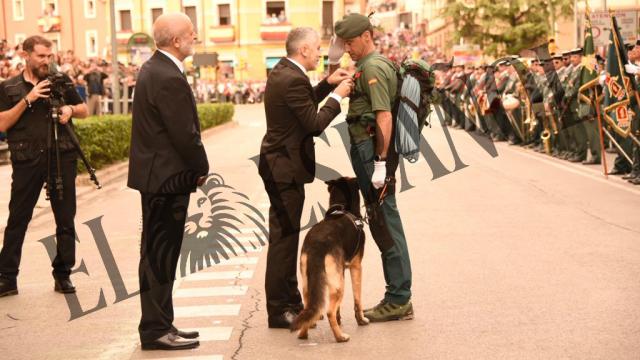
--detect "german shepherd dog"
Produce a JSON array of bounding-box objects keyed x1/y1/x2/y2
[{"x1": 290, "y1": 177, "x2": 369, "y2": 343}]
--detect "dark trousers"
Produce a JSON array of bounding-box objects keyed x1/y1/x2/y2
[
  {"x1": 0, "y1": 151, "x2": 77, "y2": 280},
  {"x1": 263, "y1": 181, "x2": 304, "y2": 316},
  {"x1": 138, "y1": 192, "x2": 189, "y2": 343}
]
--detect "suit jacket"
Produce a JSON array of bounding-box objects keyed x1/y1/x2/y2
[
  {"x1": 128, "y1": 51, "x2": 209, "y2": 194},
  {"x1": 259, "y1": 58, "x2": 341, "y2": 184}
]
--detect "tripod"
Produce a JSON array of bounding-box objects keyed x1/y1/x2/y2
[{"x1": 45, "y1": 96, "x2": 101, "y2": 201}]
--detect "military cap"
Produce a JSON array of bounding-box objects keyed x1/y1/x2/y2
[
  {"x1": 596, "y1": 54, "x2": 605, "y2": 63},
  {"x1": 561, "y1": 51, "x2": 570, "y2": 57},
  {"x1": 636, "y1": 39, "x2": 640, "y2": 46},
  {"x1": 625, "y1": 42, "x2": 635, "y2": 50},
  {"x1": 551, "y1": 54, "x2": 563, "y2": 60},
  {"x1": 335, "y1": 13, "x2": 372, "y2": 39},
  {"x1": 567, "y1": 48, "x2": 583, "y2": 56}
]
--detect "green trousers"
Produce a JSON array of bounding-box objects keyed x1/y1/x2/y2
[
  {"x1": 583, "y1": 119, "x2": 601, "y2": 161},
  {"x1": 350, "y1": 138, "x2": 412, "y2": 305}
]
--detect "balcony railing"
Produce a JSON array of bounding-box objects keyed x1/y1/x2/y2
[
  {"x1": 260, "y1": 22, "x2": 291, "y2": 41},
  {"x1": 209, "y1": 25, "x2": 235, "y2": 43}
]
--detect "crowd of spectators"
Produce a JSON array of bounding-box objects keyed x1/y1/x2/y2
[{"x1": 374, "y1": 26, "x2": 445, "y2": 65}]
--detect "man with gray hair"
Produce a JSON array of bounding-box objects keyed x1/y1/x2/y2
[
  {"x1": 129, "y1": 13, "x2": 209, "y2": 351},
  {"x1": 259, "y1": 27, "x2": 353, "y2": 328}
]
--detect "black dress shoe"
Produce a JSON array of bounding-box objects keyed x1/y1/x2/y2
[
  {"x1": 0, "y1": 278, "x2": 17, "y2": 297},
  {"x1": 622, "y1": 172, "x2": 639, "y2": 180},
  {"x1": 568, "y1": 156, "x2": 586, "y2": 163},
  {"x1": 582, "y1": 158, "x2": 601, "y2": 165},
  {"x1": 142, "y1": 333, "x2": 200, "y2": 351},
  {"x1": 268, "y1": 310, "x2": 297, "y2": 329},
  {"x1": 629, "y1": 177, "x2": 640, "y2": 185},
  {"x1": 54, "y1": 278, "x2": 76, "y2": 294},
  {"x1": 608, "y1": 168, "x2": 629, "y2": 175},
  {"x1": 171, "y1": 328, "x2": 199, "y2": 339}
]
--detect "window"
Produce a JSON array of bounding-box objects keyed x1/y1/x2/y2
[
  {"x1": 120, "y1": 10, "x2": 132, "y2": 31},
  {"x1": 14, "y1": 34, "x2": 26, "y2": 46},
  {"x1": 218, "y1": 4, "x2": 230, "y2": 26},
  {"x1": 265, "y1": 1, "x2": 286, "y2": 24},
  {"x1": 41, "y1": 0, "x2": 58, "y2": 16},
  {"x1": 184, "y1": 6, "x2": 198, "y2": 33},
  {"x1": 151, "y1": 8, "x2": 163, "y2": 23},
  {"x1": 321, "y1": 1, "x2": 334, "y2": 39},
  {"x1": 85, "y1": 30, "x2": 98, "y2": 57},
  {"x1": 12, "y1": 0, "x2": 24, "y2": 21},
  {"x1": 84, "y1": 0, "x2": 96, "y2": 18}
]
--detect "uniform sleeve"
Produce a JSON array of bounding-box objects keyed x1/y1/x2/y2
[{"x1": 362, "y1": 62, "x2": 393, "y2": 112}]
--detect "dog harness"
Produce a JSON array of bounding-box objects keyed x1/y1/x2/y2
[{"x1": 325, "y1": 204, "x2": 365, "y2": 262}]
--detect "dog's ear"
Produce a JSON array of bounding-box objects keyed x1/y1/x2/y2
[{"x1": 325, "y1": 179, "x2": 335, "y2": 192}]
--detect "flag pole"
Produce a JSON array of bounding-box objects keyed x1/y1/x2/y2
[{"x1": 594, "y1": 87, "x2": 609, "y2": 178}]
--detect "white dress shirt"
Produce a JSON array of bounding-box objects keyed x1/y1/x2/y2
[{"x1": 158, "y1": 49, "x2": 185, "y2": 74}]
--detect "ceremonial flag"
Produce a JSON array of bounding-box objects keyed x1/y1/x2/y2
[
  {"x1": 603, "y1": 12, "x2": 635, "y2": 137},
  {"x1": 578, "y1": 3, "x2": 598, "y2": 103}
]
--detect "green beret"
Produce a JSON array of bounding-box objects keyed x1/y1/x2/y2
[{"x1": 334, "y1": 13, "x2": 371, "y2": 39}]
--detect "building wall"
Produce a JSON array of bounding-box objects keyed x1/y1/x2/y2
[
  {"x1": 0, "y1": 0, "x2": 346, "y2": 80},
  {"x1": 0, "y1": 0, "x2": 109, "y2": 59}
]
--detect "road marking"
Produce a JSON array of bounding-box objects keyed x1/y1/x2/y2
[
  {"x1": 146, "y1": 355, "x2": 223, "y2": 360},
  {"x1": 174, "y1": 304, "x2": 241, "y2": 318},
  {"x1": 180, "y1": 327, "x2": 234, "y2": 341},
  {"x1": 213, "y1": 256, "x2": 259, "y2": 266},
  {"x1": 175, "y1": 285, "x2": 248, "y2": 298},
  {"x1": 509, "y1": 147, "x2": 640, "y2": 196},
  {"x1": 186, "y1": 270, "x2": 254, "y2": 281}
]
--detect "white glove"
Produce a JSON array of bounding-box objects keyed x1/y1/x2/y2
[
  {"x1": 599, "y1": 73, "x2": 607, "y2": 86},
  {"x1": 624, "y1": 62, "x2": 640, "y2": 74},
  {"x1": 328, "y1": 35, "x2": 345, "y2": 65},
  {"x1": 371, "y1": 160, "x2": 386, "y2": 189}
]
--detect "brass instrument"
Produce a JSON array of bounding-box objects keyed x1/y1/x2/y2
[{"x1": 540, "y1": 113, "x2": 552, "y2": 155}]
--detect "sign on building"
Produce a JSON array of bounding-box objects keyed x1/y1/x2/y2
[{"x1": 590, "y1": 10, "x2": 638, "y2": 47}]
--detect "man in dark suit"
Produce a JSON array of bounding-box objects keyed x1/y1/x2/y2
[
  {"x1": 259, "y1": 27, "x2": 353, "y2": 328},
  {"x1": 128, "y1": 13, "x2": 209, "y2": 351}
]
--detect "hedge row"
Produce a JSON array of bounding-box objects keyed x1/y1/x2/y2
[{"x1": 73, "y1": 103, "x2": 234, "y2": 171}]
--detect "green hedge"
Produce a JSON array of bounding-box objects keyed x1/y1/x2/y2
[{"x1": 74, "y1": 103, "x2": 234, "y2": 172}]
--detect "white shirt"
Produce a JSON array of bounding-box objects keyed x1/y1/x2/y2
[
  {"x1": 286, "y1": 57, "x2": 343, "y2": 103},
  {"x1": 158, "y1": 49, "x2": 185, "y2": 74}
]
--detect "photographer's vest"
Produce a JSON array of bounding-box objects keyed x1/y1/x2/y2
[
  {"x1": 346, "y1": 52, "x2": 397, "y2": 144},
  {"x1": 1, "y1": 73, "x2": 73, "y2": 161}
]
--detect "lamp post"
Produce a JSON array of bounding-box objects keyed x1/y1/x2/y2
[{"x1": 110, "y1": 0, "x2": 121, "y2": 114}]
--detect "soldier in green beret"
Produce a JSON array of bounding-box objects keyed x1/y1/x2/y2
[{"x1": 329, "y1": 13, "x2": 414, "y2": 323}]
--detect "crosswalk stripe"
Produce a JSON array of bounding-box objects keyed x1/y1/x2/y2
[
  {"x1": 175, "y1": 285, "x2": 248, "y2": 298},
  {"x1": 174, "y1": 304, "x2": 241, "y2": 317},
  {"x1": 180, "y1": 327, "x2": 234, "y2": 341},
  {"x1": 212, "y1": 256, "x2": 259, "y2": 266},
  {"x1": 146, "y1": 355, "x2": 223, "y2": 360},
  {"x1": 186, "y1": 270, "x2": 254, "y2": 281}
]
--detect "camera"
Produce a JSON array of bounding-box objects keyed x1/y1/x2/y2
[{"x1": 46, "y1": 72, "x2": 73, "y2": 100}]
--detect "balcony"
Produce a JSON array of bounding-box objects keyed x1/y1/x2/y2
[
  {"x1": 116, "y1": 31, "x2": 133, "y2": 45},
  {"x1": 209, "y1": 25, "x2": 235, "y2": 43},
  {"x1": 260, "y1": 22, "x2": 291, "y2": 41}
]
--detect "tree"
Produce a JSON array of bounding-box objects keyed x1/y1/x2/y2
[{"x1": 443, "y1": 0, "x2": 574, "y2": 57}]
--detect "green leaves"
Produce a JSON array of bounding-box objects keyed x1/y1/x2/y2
[
  {"x1": 74, "y1": 103, "x2": 234, "y2": 172},
  {"x1": 443, "y1": 0, "x2": 573, "y2": 57}
]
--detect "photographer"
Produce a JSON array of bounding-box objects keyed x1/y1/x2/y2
[{"x1": 0, "y1": 35, "x2": 87, "y2": 297}]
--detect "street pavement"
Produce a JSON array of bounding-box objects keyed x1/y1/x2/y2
[{"x1": 0, "y1": 104, "x2": 639, "y2": 360}]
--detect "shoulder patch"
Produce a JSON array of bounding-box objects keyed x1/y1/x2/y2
[{"x1": 368, "y1": 78, "x2": 378, "y2": 85}]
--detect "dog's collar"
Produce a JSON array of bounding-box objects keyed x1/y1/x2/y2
[{"x1": 325, "y1": 204, "x2": 365, "y2": 261}]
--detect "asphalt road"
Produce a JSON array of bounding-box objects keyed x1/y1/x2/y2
[{"x1": 0, "y1": 104, "x2": 638, "y2": 360}]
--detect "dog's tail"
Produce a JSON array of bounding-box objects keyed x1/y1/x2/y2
[{"x1": 290, "y1": 251, "x2": 326, "y2": 331}]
